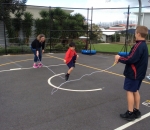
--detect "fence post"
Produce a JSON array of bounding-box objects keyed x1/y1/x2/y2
[
  {"x1": 49, "y1": 6, "x2": 52, "y2": 53},
  {"x1": 90, "y1": 7, "x2": 93, "y2": 54},
  {"x1": 2, "y1": 4, "x2": 7, "y2": 55},
  {"x1": 86, "y1": 8, "x2": 89, "y2": 50},
  {"x1": 124, "y1": 5, "x2": 130, "y2": 53}
]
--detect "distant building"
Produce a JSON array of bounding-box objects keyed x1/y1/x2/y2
[
  {"x1": 133, "y1": 12, "x2": 150, "y2": 29},
  {"x1": 108, "y1": 24, "x2": 136, "y2": 31},
  {"x1": 100, "y1": 28, "x2": 118, "y2": 43}
]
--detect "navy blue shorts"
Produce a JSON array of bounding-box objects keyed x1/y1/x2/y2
[
  {"x1": 123, "y1": 77, "x2": 142, "y2": 92},
  {"x1": 67, "y1": 55, "x2": 76, "y2": 69}
]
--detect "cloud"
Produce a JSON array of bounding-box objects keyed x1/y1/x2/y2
[{"x1": 72, "y1": 0, "x2": 150, "y2": 23}]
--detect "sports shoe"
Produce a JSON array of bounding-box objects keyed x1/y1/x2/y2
[
  {"x1": 33, "y1": 64, "x2": 38, "y2": 68},
  {"x1": 133, "y1": 109, "x2": 141, "y2": 119},
  {"x1": 65, "y1": 74, "x2": 69, "y2": 81},
  {"x1": 120, "y1": 110, "x2": 135, "y2": 121},
  {"x1": 38, "y1": 63, "x2": 43, "y2": 68}
]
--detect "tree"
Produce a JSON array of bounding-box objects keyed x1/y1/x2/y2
[
  {"x1": 34, "y1": 8, "x2": 86, "y2": 43},
  {"x1": 34, "y1": 10, "x2": 50, "y2": 38},
  {"x1": 0, "y1": 0, "x2": 27, "y2": 42},
  {"x1": 88, "y1": 24, "x2": 102, "y2": 41},
  {"x1": 12, "y1": 12, "x2": 23, "y2": 37},
  {"x1": 22, "y1": 12, "x2": 33, "y2": 44}
]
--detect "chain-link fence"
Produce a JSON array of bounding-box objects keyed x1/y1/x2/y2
[{"x1": 0, "y1": 4, "x2": 150, "y2": 55}]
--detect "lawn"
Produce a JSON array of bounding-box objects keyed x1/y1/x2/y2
[{"x1": 91, "y1": 43, "x2": 150, "y2": 54}]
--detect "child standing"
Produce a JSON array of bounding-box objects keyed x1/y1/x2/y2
[
  {"x1": 115, "y1": 26, "x2": 149, "y2": 121},
  {"x1": 64, "y1": 42, "x2": 79, "y2": 81}
]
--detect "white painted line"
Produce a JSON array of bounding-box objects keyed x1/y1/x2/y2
[
  {"x1": 48, "y1": 73, "x2": 103, "y2": 92},
  {"x1": 0, "y1": 70, "x2": 13, "y2": 73},
  {"x1": 0, "y1": 64, "x2": 65, "y2": 73},
  {"x1": 114, "y1": 112, "x2": 150, "y2": 130},
  {"x1": 2, "y1": 54, "x2": 11, "y2": 56},
  {"x1": 10, "y1": 68, "x2": 21, "y2": 70},
  {"x1": 5, "y1": 57, "x2": 22, "y2": 68}
]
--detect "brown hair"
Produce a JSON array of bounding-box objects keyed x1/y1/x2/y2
[
  {"x1": 136, "y1": 26, "x2": 148, "y2": 38},
  {"x1": 37, "y1": 34, "x2": 45, "y2": 41}
]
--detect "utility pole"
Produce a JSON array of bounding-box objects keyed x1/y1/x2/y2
[{"x1": 137, "y1": 0, "x2": 142, "y2": 25}]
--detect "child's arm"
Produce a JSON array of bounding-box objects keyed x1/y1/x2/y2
[
  {"x1": 74, "y1": 51, "x2": 79, "y2": 58},
  {"x1": 118, "y1": 45, "x2": 142, "y2": 64}
]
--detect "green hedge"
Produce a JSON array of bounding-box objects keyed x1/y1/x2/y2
[{"x1": 0, "y1": 41, "x2": 85, "y2": 55}]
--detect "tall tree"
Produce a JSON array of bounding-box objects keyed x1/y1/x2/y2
[
  {"x1": 22, "y1": 12, "x2": 33, "y2": 44},
  {"x1": 0, "y1": 0, "x2": 27, "y2": 41},
  {"x1": 88, "y1": 24, "x2": 102, "y2": 41}
]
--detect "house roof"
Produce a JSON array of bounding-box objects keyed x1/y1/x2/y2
[
  {"x1": 121, "y1": 29, "x2": 150, "y2": 34},
  {"x1": 108, "y1": 28, "x2": 125, "y2": 31},
  {"x1": 119, "y1": 24, "x2": 136, "y2": 27},
  {"x1": 102, "y1": 29, "x2": 120, "y2": 35}
]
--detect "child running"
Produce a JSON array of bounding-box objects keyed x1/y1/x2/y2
[
  {"x1": 64, "y1": 42, "x2": 79, "y2": 81},
  {"x1": 115, "y1": 26, "x2": 149, "y2": 121}
]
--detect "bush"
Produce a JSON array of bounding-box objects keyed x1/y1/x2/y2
[
  {"x1": 0, "y1": 48, "x2": 5, "y2": 55},
  {"x1": 75, "y1": 40, "x2": 85, "y2": 51},
  {"x1": 54, "y1": 44, "x2": 64, "y2": 51}
]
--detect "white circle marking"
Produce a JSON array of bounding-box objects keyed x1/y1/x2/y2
[{"x1": 48, "y1": 73, "x2": 103, "y2": 92}]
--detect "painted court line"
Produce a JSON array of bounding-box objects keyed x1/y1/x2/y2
[
  {"x1": 0, "y1": 64, "x2": 65, "y2": 73},
  {"x1": 5, "y1": 57, "x2": 22, "y2": 68},
  {"x1": 10, "y1": 68, "x2": 22, "y2": 70},
  {"x1": 0, "y1": 56, "x2": 51, "y2": 67},
  {"x1": 48, "y1": 73, "x2": 103, "y2": 92},
  {"x1": 114, "y1": 112, "x2": 150, "y2": 130}
]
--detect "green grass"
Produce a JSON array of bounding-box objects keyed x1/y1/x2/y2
[{"x1": 91, "y1": 43, "x2": 150, "y2": 54}]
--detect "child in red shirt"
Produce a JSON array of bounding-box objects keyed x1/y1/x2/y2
[{"x1": 64, "y1": 42, "x2": 79, "y2": 81}]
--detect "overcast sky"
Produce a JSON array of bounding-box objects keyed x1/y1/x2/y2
[
  {"x1": 27, "y1": 0, "x2": 149, "y2": 7},
  {"x1": 26, "y1": 0, "x2": 150, "y2": 23}
]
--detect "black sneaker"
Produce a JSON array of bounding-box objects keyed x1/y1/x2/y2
[
  {"x1": 65, "y1": 74, "x2": 69, "y2": 81},
  {"x1": 133, "y1": 109, "x2": 141, "y2": 119},
  {"x1": 120, "y1": 111, "x2": 135, "y2": 121}
]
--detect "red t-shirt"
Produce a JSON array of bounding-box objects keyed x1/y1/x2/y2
[{"x1": 64, "y1": 48, "x2": 77, "y2": 64}]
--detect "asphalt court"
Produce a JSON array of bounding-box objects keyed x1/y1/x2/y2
[{"x1": 0, "y1": 53, "x2": 150, "y2": 130}]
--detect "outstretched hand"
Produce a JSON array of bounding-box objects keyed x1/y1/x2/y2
[{"x1": 114, "y1": 55, "x2": 120, "y2": 64}]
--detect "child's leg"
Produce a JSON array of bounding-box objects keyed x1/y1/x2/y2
[
  {"x1": 133, "y1": 91, "x2": 140, "y2": 110},
  {"x1": 127, "y1": 91, "x2": 134, "y2": 112},
  {"x1": 68, "y1": 67, "x2": 74, "y2": 74},
  {"x1": 133, "y1": 90, "x2": 141, "y2": 118},
  {"x1": 65, "y1": 67, "x2": 74, "y2": 81}
]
